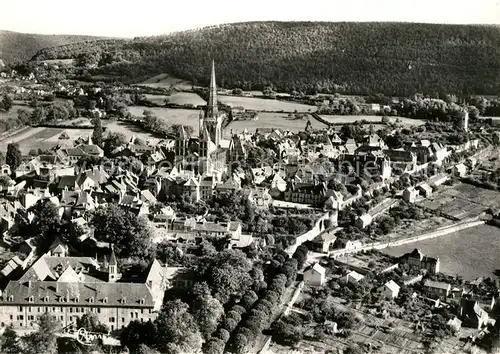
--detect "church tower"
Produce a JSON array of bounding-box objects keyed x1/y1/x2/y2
[
  {"x1": 108, "y1": 245, "x2": 121, "y2": 283},
  {"x1": 200, "y1": 60, "x2": 224, "y2": 148}
]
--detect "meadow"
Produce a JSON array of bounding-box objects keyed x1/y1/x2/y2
[
  {"x1": 225, "y1": 112, "x2": 326, "y2": 136},
  {"x1": 382, "y1": 224, "x2": 500, "y2": 280},
  {"x1": 0, "y1": 104, "x2": 33, "y2": 121},
  {"x1": 165, "y1": 92, "x2": 206, "y2": 106},
  {"x1": 0, "y1": 126, "x2": 91, "y2": 154},
  {"x1": 218, "y1": 95, "x2": 318, "y2": 112},
  {"x1": 128, "y1": 106, "x2": 200, "y2": 130},
  {"x1": 134, "y1": 73, "x2": 193, "y2": 90},
  {"x1": 103, "y1": 121, "x2": 161, "y2": 144},
  {"x1": 320, "y1": 115, "x2": 425, "y2": 127}
]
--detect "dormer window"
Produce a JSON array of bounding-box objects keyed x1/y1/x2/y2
[
  {"x1": 89, "y1": 297, "x2": 94, "y2": 303},
  {"x1": 44, "y1": 296, "x2": 49, "y2": 303},
  {"x1": 139, "y1": 299, "x2": 145, "y2": 305},
  {"x1": 74, "y1": 297, "x2": 79, "y2": 303},
  {"x1": 103, "y1": 297, "x2": 108, "y2": 304},
  {"x1": 28, "y1": 296, "x2": 34, "y2": 303},
  {"x1": 121, "y1": 298, "x2": 126, "y2": 304},
  {"x1": 8, "y1": 295, "x2": 13, "y2": 302}
]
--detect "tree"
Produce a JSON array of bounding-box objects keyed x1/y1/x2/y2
[
  {"x1": 135, "y1": 344, "x2": 160, "y2": 354},
  {"x1": 91, "y1": 204, "x2": 155, "y2": 259},
  {"x1": 1, "y1": 94, "x2": 13, "y2": 111},
  {"x1": 192, "y1": 295, "x2": 224, "y2": 340},
  {"x1": 6, "y1": 143, "x2": 21, "y2": 171},
  {"x1": 92, "y1": 116, "x2": 104, "y2": 147},
  {"x1": 120, "y1": 320, "x2": 157, "y2": 351},
  {"x1": 103, "y1": 132, "x2": 127, "y2": 156},
  {"x1": 23, "y1": 313, "x2": 60, "y2": 354},
  {"x1": 231, "y1": 333, "x2": 248, "y2": 354},
  {"x1": 76, "y1": 313, "x2": 108, "y2": 333},
  {"x1": 0, "y1": 175, "x2": 11, "y2": 188},
  {"x1": 1, "y1": 325, "x2": 20, "y2": 354},
  {"x1": 154, "y1": 300, "x2": 203, "y2": 354},
  {"x1": 240, "y1": 290, "x2": 259, "y2": 310},
  {"x1": 204, "y1": 338, "x2": 225, "y2": 354},
  {"x1": 17, "y1": 108, "x2": 32, "y2": 125},
  {"x1": 28, "y1": 199, "x2": 61, "y2": 237}
]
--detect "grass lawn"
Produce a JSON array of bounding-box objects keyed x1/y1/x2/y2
[
  {"x1": 104, "y1": 121, "x2": 161, "y2": 144},
  {"x1": 225, "y1": 112, "x2": 325, "y2": 136},
  {"x1": 0, "y1": 105, "x2": 34, "y2": 121},
  {"x1": 218, "y1": 95, "x2": 318, "y2": 112}
]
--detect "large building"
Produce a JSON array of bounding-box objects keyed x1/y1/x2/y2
[
  {"x1": 0, "y1": 244, "x2": 168, "y2": 332},
  {"x1": 175, "y1": 61, "x2": 228, "y2": 175},
  {"x1": 399, "y1": 248, "x2": 440, "y2": 274}
]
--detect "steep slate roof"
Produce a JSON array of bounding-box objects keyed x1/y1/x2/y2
[
  {"x1": 424, "y1": 280, "x2": 450, "y2": 290},
  {"x1": 2, "y1": 281, "x2": 154, "y2": 307}
]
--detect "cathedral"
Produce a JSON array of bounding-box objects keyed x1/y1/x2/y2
[{"x1": 175, "y1": 61, "x2": 228, "y2": 175}]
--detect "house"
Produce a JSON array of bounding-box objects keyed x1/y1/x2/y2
[
  {"x1": 459, "y1": 298, "x2": 489, "y2": 329},
  {"x1": 0, "y1": 164, "x2": 11, "y2": 176},
  {"x1": 355, "y1": 214, "x2": 372, "y2": 229},
  {"x1": 303, "y1": 263, "x2": 326, "y2": 286},
  {"x1": 199, "y1": 175, "x2": 217, "y2": 201},
  {"x1": 342, "y1": 271, "x2": 365, "y2": 284},
  {"x1": 451, "y1": 163, "x2": 467, "y2": 178},
  {"x1": 310, "y1": 229, "x2": 337, "y2": 253},
  {"x1": 399, "y1": 249, "x2": 440, "y2": 274},
  {"x1": 424, "y1": 280, "x2": 451, "y2": 300},
  {"x1": 417, "y1": 183, "x2": 433, "y2": 198},
  {"x1": 248, "y1": 187, "x2": 273, "y2": 210},
  {"x1": 344, "y1": 240, "x2": 363, "y2": 251},
  {"x1": 383, "y1": 280, "x2": 400, "y2": 299},
  {"x1": 403, "y1": 187, "x2": 418, "y2": 203}
]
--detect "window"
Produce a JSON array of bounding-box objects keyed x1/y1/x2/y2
[
  {"x1": 103, "y1": 297, "x2": 108, "y2": 304},
  {"x1": 121, "y1": 298, "x2": 126, "y2": 304},
  {"x1": 60, "y1": 316, "x2": 63, "y2": 321},
  {"x1": 28, "y1": 296, "x2": 34, "y2": 303},
  {"x1": 9, "y1": 315, "x2": 12, "y2": 320},
  {"x1": 28, "y1": 315, "x2": 34, "y2": 321},
  {"x1": 89, "y1": 297, "x2": 94, "y2": 303},
  {"x1": 44, "y1": 296, "x2": 49, "y2": 303},
  {"x1": 141, "y1": 309, "x2": 144, "y2": 314},
  {"x1": 97, "y1": 308, "x2": 101, "y2": 314},
  {"x1": 109, "y1": 317, "x2": 115, "y2": 323},
  {"x1": 69, "y1": 308, "x2": 73, "y2": 313},
  {"x1": 8, "y1": 295, "x2": 13, "y2": 302},
  {"x1": 18, "y1": 306, "x2": 22, "y2": 312},
  {"x1": 122, "y1": 317, "x2": 125, "y2": 323},
  {"x1": 139, "y1": 299, "x2": 145, "y2": 305},
  {"x1": 130, "y1": 312, "x2": 134, "y2": 317},
  {"x1": 17, "y1": 315, "x2": 23, "y2": 320}
]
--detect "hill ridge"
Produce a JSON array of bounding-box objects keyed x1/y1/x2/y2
[{"x1": 13, "y1": 22, "x2": 500, "y2": 95}]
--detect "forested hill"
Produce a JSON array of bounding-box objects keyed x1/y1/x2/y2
[
  {"x1": 32, "y1": 22, "x2": 500, "y2": 96},
  {"x1": 0, "y1": 30, "x2": 106, "y2": 64}
]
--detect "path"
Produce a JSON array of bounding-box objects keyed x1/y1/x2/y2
[{"x1": 330, "y1": 218, "x2": 486, "y2": 258}]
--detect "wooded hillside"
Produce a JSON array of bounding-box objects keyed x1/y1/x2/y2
[
  {"x1": 31, "y1": 22, "x2": 500, "y2": 96},
  {"x1": 0, "y1": 30, "x2": 105, "y2": 64}
]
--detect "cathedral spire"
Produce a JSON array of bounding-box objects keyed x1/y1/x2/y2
[{"x1": 207, "y1": 60, "x2": 218, "y2": 117}]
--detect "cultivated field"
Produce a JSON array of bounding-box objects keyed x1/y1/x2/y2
[
  {"x1": 420, "y1": 182, "x2": 500, "y2": 220},
  {"x1": 0, "y1": 126, "x2": 91, "y2": 154},
  {"x1": 41, "y1": 59, "x2": 75, "y2": 66},
  {"x1": 225, "y1": 112, "x2": 326, "y2": 136},
  {"x1": 218, "y1": 95, "x2": 318, "y2": 112},
  {"x1": 134, "y1": 73, "x2": 193, "y2": 90},
  {"x1": 127, "y1": 106, "x2": 200, "y2": 130},
  {"x1": 320, "y1": 115, "x2": 425, "y2": 127}
]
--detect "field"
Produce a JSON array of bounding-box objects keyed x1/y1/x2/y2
[
  {"x1": 41, "y1": 59, "x2": 75, "y2": 66},
  {"x1": 127, "y1": 106, "x2": 200, "y2": 130},
  {"x1": 0, "y1": 126, "x2": 91, "y2": 154},
  {"x1": 134, "y1": 73, "x2": 192, "y2": 90},
  {"x1": 0, "y1": 105, "x2": 33, "y2": 121},
  {"x1": 165, "y1": 92, "x2": 206, "y2": 106},
  {"x1": 103, "y1": 121, "x2": 161, "y2": 144},
  {"x1": 383, "y1": 224, "x2": 500, "y2": 280},
  {"x1": 225, "y1": 112, "x2": 325, "y2": 136},
  {"x1": 420, "y1": 182, "x2": 500, "y2": 220},
  {"x1": 218, "y1": 95, "x2": 318, "y2": 112},
  {"x1": 320, "y1": 115, "x2": 425, "y2": 127}
]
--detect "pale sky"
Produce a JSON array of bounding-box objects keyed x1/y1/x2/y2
[{"x1": 1, "y1": 0, "x2": 499, "y2": 37}]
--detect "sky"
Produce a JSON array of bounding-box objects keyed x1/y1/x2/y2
[{"x1": 1, "y1": 0, "x2": 499, "y2": 38}]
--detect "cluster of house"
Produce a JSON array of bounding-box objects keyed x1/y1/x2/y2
[{"x1": 303, "y1": 248, "x2": 496, "y2": 333}]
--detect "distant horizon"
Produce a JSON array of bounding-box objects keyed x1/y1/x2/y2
[
  {"x1": 1, "y1": 0, "x2": 499, "y2": 38},
  {"x1": 1, "y1": 20, "x2": 500, "y2": 39}
]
